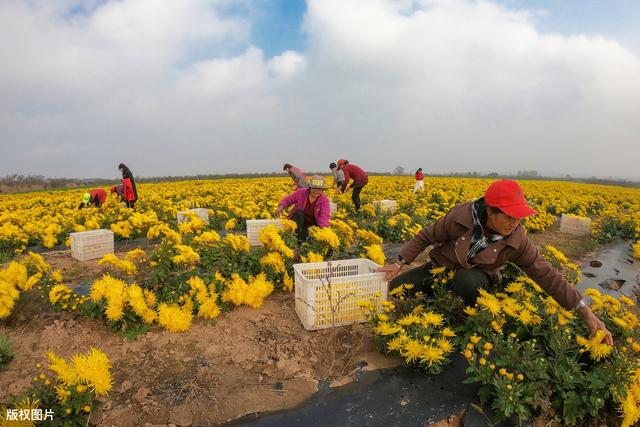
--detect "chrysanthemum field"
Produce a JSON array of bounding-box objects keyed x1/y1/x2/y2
[{"x1": 1, "y1": 176, "x2": 640, "y2": 425}]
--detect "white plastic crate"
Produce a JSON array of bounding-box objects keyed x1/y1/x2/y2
[
  {"x1": 177, "y1": 208, "x2": 210, "y2": 224},
  {"x1": 559, "y1": 214, "x2": 592, "y2": 236},
  {"x1": 246, "y1": 219, "x2": 283, "y2": 246},
  {"x1": 294, "y1": 258, "x2": 386, "y2": 331},
  {"x1": 330, "y1": 202, "x2": 338, "y2": 217},
  {"x1": 373, "y1": 199, "x2": 397, "y2": 212},
  {"x1": 70, "y1": 229, "x2": 114, "y2": 261}
]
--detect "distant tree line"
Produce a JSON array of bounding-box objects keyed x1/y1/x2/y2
[
  {"x1": 0, "y1": 174, "x2": 115, "y2": 194},
  {"x1": 429, "y1": 171, "x2": 640, "y2": 188},
  {"x1": 1, "y1": 169, "x2": 638, "y2": 194}
]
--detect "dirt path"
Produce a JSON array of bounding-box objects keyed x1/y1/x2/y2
[
  {"x1": 527, "y1": 222, "x2": 602, "y2": 264},
  {"x1": 0, "y1": 260, "x2": 580, "y2": 427},
  {"x1": 1, "y1": 276, "x2": 397, "y2": 426}
]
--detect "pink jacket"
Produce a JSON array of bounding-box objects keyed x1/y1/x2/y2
[{"x1": 278, "y1": 188, "x2": 331, "y2": 227}]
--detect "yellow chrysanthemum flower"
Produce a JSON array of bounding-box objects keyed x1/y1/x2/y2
[
  {"x1": 157, "y1": 302, "x2": 193, "y2": 332},
  {"x1": 373, "y1": 321, "x2": 403, "y2": 336},
  {"x1": 224, "y1": 234, "x2": 251, "y2": 253}
]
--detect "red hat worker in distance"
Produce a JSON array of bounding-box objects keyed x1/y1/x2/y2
[{"x1": 484, "y1": 179, "x2": 537, "y2": 219}]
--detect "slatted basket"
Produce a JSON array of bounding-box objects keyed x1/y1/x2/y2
[
  {"x1": 293, "y1": 258, "x2": 386, "y2": 330},
  {"x1": 246, "y1": 219, "x2": 284, "y2": 246},
  {"x1": 177, "y1": 208, "x2": 210, "y2": 224},
  {"x1": 559, "y1": 214, "x2": 592, "y2": 236},
  {"x1": 70, "y1": 229, "x2": 114, "y2": 261},
  {"x1": 373, "y1": 199, "x2": 397, "y2": 212}
]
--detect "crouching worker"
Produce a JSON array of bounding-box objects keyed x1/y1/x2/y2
[
  {"x1": 110, "y1": 185, "x2": 125, "y2": 201},
  {"x1": 78, "y1": 189, "x2": 107, "y2": 209},
  {"x1": 275, "y1": 175, "x2": 331, "y2": 242},
  {"x1": 377, "y1": 179, "x2": 613, "y2": 346}
]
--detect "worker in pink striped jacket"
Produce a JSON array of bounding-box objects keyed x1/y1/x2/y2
[{"x1": 275, "y1": 175, "x2": 330, "y2": 241}]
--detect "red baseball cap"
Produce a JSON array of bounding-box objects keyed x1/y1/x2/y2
[{"x1": 484, "y1": 180, "x2": 537, "y2": 219}]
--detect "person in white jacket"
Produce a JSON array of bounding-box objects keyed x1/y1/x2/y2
[{"x1": 329, "y1": 162, "x2": 346, "y2": 193}]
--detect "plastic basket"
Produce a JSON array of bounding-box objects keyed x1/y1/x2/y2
[
  {"x1": 559, "y1": 214, "x2": 592, "y2": 236},
  {"x1": 373, "y1": 199, "x2": 397, "y2": 212},
  {"x1": 70, "y1": 229, "x2": 114, "y2": 261},
  {"x1": 177, "y1": 208, "x2": 210, "y2": 224},
  {"x1": 246, "y1": 219, "x2": 283, "y2": 246},
  {"x1": 293, "y1": 258, "x2": 387, "y2": 330}
]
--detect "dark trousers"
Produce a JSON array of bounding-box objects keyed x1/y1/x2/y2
[
  {"x1": 389, "y1": 263, "x2": 492, "y2": 306},
  {"x1": 293, "y1": 210, "x2": 315, "y2": 242},
  {"x1": 352, "y1": 184, "x2": 365, "y2": 210},
  {"x1": 126, "y1": 200, "x2": 136, "y2": 209}
]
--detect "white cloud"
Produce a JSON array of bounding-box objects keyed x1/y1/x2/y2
[
  {"x1": 0, "y1": 0, "x2": 639, "y2": 179},
  {"x1": 268, "y1": 51, "x2": 307, "y2": 79},
  {"x1": 297, "y1": 0, "x2": 640, "y2": 177}
]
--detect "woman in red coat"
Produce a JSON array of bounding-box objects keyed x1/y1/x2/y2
[
  {"x1": 118, "y1": 163, "x2": 138, "y2": 208},
  {"x1": 413, "y1": 168, "x2": 424, "y2": 193}
]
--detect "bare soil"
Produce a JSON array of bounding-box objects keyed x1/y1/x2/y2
[{"x1": 0, "y1": 250, "x2": 401, "y2": 427}]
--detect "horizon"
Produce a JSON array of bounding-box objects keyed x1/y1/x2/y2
[{"x1": 4, "y1": 169, "x2": 639, "y2": 184}]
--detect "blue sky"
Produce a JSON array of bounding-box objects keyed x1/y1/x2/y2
[
  {"x1": 252, "y1": 0, "x2": 307, "y2": 57},
  {"x1": 252, "y1": 0, "x2": 640, "y2": 57},
  {"x1": 499, "y1": 0, "x2": 640, "y2": 51}
]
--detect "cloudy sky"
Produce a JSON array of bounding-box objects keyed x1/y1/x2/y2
[{"x1": 1, "y1": 0, "x2": 639, "y2": 180}]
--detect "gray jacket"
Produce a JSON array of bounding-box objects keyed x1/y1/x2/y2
[{"x1": 330, "y1": 167, "x2": 345, "y2": 185}]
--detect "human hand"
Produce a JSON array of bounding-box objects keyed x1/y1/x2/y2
[
  {"x1": 274, "y1": 207, "x2": 283, "y2": 217},
  {"x1": 578, "y1": 306, "x2": 614, "y2": 346},
  {"x1": 376, "y1": 263, "x2": 404, "y2": 282}
]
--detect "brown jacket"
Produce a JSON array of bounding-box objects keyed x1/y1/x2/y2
[{"x1": 398, "y1": 201, "x2": 582, "y2": 310}]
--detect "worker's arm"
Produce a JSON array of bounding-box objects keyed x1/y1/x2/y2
[
  {"x1": 378, "y1": 205, "x2": 461, "y2": 280},
  {"x1": 275, "y1": 189, "x2": 300, "y2": 216},
  {"x1": 512, "y1": 235, "x2": 613, "y2": 345},
  {"x1": 342, "y1": 169, "x2": 351, "y2": 191}
]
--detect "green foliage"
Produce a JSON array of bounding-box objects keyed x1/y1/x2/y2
[
  {"x1": 372, "y1": 212, "x2": 405, "y2": 242},
  {"x1": 122, "y1": 324, "x2": 150, "y2": 341},
  {"x1": 499, "y1": 262, "x2": 523, "y2": 287},
  {"x1": 365, "y1": 246, "x2": 640, "y2": 426},
  {"x1": 0, "y1": 249, "x2": 13, "y2": 264},
  {"x1": 0, "y1": 334, "x2": 14, "y2": 371},
  {"x1": 17, "y1": 383, "x2": 92, "y2": 426},
  {"x1": 592, "y1": 215, "x2": 636, "y2": 242}
]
